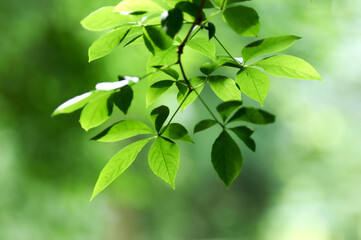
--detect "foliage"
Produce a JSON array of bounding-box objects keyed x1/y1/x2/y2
[{"x1": 53, "y1": 0, "x2": 322, "y2": 200}]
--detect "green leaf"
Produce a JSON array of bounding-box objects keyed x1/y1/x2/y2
[
  {"x1": 192, "y1": 0, "x2": 214, "y2": 8},
  {"x1": 79, "y1": 91, "x2": 114, "y2": 131},
  {"x1": 81, "y1": 6, "x2": 135, "y2": 31},
  {"x1": 148, "y1": 137, "x2": 180, "y2": 188},
  {"x1": 152, "y1": 66, "x2": 179, "y2": 80},
  {"x1": 230, "y1": 126, "x2": 255, "y2": 152},
  {"x1": 228, "y1": 107, "x2": 275, "y2": 124},
  {"x1": 89, "y1": 28, "x2": 130, "y2": 62},
  {"x1": 114, "y1": 0, "x2": 166, "y2": 13},
  {"x1": 144, "y1": 26, "x2": 173, "y2": 52},
  {"x1": 194, "y1": 119, "x2": 218, "y2": 133},
  {"x1": 200, "y1": 56, "x2": 241, "y2": 75},
  {"x1": 187, "y1": 37, "x2": 216, "y2": 61},
  {"x1": 209, "y1": 76, "x2": 242, "y2": 102},
  {"x1": 236, "y1": 67, "x2": 270, "y2": 105},
  {"x1": 216, "y1": 100, "x2": 242, "y2": 122},
  {"x1": 161, "y1": 8, "x2": 183, "y2": 38},
  {"x1": 177, "y1": 77, "x2": 206, "y2": 111},
  {"x1": 208, "y1": 22, "x2": 216, "y2": 40},
  {"x1": 146, "y1": 80, "x2": 175, "y2": 107},
  {"x1": 175, "y1": 2, "x2": 203, "y2": 22},
  {"x1": 52, "y1": 91, "x2": 103, "y2": 116},
  {"x1": 150, "y1": 105, "x2": 170, "y2": 132},
  {"x1": 91, "y1": 120, "x2": 155, "y2": 142},
  {"x1": 162, "y1": 123, "x2": 194, "y2": 143},
  {"x1": 242, "y1": 35, "x2": 301, "y2": 63},
  {"x1": 211, "y1": 130, "x2": 243, "y2": 188},
  {"x1": 222, "y1": 5, "x2": 260, "y2": 37},
  {"x1": 91, "y1": 137, "x2": 153, "y2": 201},
  {"x1": 253, "y1": 55, "x2": 322, "y2": 81},
  {"x1": 113, "y1": 85, "x2": 133, "y2": 114},
  {"x1": 123, "y1": 33, "x2": 143, "y2": 47}
]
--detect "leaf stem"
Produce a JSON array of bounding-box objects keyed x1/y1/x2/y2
[
  {"x1": 214, "y1": 35, "x2": 242, "y2": 67},
  {"x1": 194, "y1": 90, "x2": 223, "y2": 126},
  {"x1": 159, "y1": 91, "x2": 191, "y2": 136}
]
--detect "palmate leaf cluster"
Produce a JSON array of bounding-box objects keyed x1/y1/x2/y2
[{"x1": 52, "y1": 0, "x2": 322, "y2": 200}]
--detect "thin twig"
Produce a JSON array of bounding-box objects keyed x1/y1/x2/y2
[{"x1": 214, "y1": 35, "x2": 242, "y2": 66}]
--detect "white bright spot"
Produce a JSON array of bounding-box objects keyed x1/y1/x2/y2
[
  {"x1": 95, "y1": 80, "x2": 130, "y2": 91},
  {"x1": 124, "y1": 76, "x2": 139, "y2": 83},
  {"x1": 56, "y1": 92, "x2": 91, "y2": 111},
  {"x1": 235, "y1": 57, "x2": 244, "y2": 64}
]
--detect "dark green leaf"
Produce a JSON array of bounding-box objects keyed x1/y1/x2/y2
[
  {"x1": 92, "y1": 120, "x2": 155, "y2": 142},
  {"x1": 194, "y1": 119, "x2": 218, "y2": 133},
  {"x1": 162, "y1": 123, "x2": 194, "y2": 143},
  {"x1": 200, "y1": 56, "x2": 241, "y2": 75},
  {"x1": 187, "y1": 37, "x2": 216, "y2": 61},
  {"x1": 91, "y1": 137, "x2": 153, "y2": 201},
  {"x1": 150, "y1": 105, "x2": 170, "y2": 132},
  {"x1": 211, "y1": 130, "x2": 243, "y2": 188},
  {"x1": 253, "y1": 55, "x2": 323, "y2": 81},
  {"x1": 208, "y1": 22, "x2": 216, "y2": 40},
  {"x1": 79, "y1": 91, "x2": 114, "y2": 131},
  {"x1": 216, "y1": 100, "x2": 242, "y2": 122},
  {"x1": 230, "y1": 126, "x2": 256, "y2": 152},
  {"x1": 236, "y1": 67, "x2": 270, "y2": 106},
  {"x1": 144, "y1": 26, "x2": 173, "y2": 52},
  {"x1": 228, "y1": 107, "x2": 275, "y2": 124},
  {"x1": 89, "y1": 28, "x2": 130, "y2": 62},
  {"x1": 146, "y1": 80, "x2": 175, "y2": 107},
  {"x1": 148, "y1": 137, "x2": 180, "y2": 188},
  {"x1": 152, "y1": 66, "x2": 179, "y2": 80},
  {"x1": 175, "y1": 2, "x2": 203, "y2": 22},
  {"x1": 161, "y1": 8, "x2": 183, "y2": 38},
  {"x1": 81, "y1": 6, "x2": 135, "y2": 31},
  {"x1": 222, "y1": 5, "x2": 260, "y2": 37},
  {"x1": 113, "y1": 85, "x2": 133, "y2": 114},
  {"x1": 209, "y1": 76, "x2": 242, "y2": 101},
  {"x1": 242, "y1": 35, "x2": 301, "y2": 63}
]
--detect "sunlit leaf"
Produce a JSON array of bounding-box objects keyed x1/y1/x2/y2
[
  {"x1": 236, "y1": 67, "x2": 270, "y2": 105},
  {"x1": 79, "y1": 91, "x2": 114, "y2": 131},
  {"x1": 209, "y1": 76, "x2": 242, "y2": 101},
  {"x1": 146, "y1": 80, "x2": 175, "y2": 107},
  {"x1": 242, "y1": 35, "x2": 301, "y2": 63},
  {"x1": 177, "y1": 77, "x2": 206, "y2": 111},
  {"x1": 114, "y1": 0, "x2": 166, "y2": 13},
  {"x1": 89, "y1": 28, "x2": 130, "y2": 62},
  {"x1": 200, "y1": 56, "x2": 241, "y2": 75},
  {"x1": 143, "y1": 26, "x2": 173, "y2": 53},
  {"x1": 148, "y1": 137, "x2": 180, "y2": 188},
  {"x1": 187, "y1": 37, "x2": 216, "y2": 61},
  {"x1": 211, "y1": 130, "x2": 243, "y2": 188},
  {"x1": 253, "y1": 55, "x2": 322, "y2": 81},
  {"x1": 81, "y1": 6, "x2": 135, "y2": 31},
  {"x1": 92, "y1": 120, "x2": 155, "y2": 142},
  {"x1": 91, "y1": 137, "x2": 153, "y2": 201}
]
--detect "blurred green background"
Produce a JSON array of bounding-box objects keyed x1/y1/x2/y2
[{"x1": 1, "y1": 0, "x2": 360, "y2": 239}]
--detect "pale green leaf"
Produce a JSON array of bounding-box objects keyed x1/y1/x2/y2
[
  {"x1": 91, "y1": 137, "x2": 153, "y2": 200},
  {"x1": 89, "y1": 28, "x2": 130, "y2": 62},
  {"x1": 209, "y1": 76, "x2": 242, "y2": 102},
  {"x1": 146, "y1": 80, "x2": 175, "y2": 107},
  {"x1": 81, "y1": 6, "x2": 135, "y2": 31},
  {"x1": 114, "y1": 0, "x2": 166, "y2": 13},
  {"x1": 148, "y1": 137, "x2": 180, "y2": 188},
  {"x1": 187, "y1": 37, "x2": 216, "y2": 61},
  {"x1": 177, "y1": 77, "x2": 206, "y2": 111},
  {"x1": 236, "y1": 67, "x2": 270, "y2": 105},
  {"x1": 79, "y1": 91, "x2": 114, "y2": 131},
  {"x1": 253, "y1": 55, "x2": 322, "y2": 81},
  {"x1": 242, "y1": 35, "x2": 301, "y2": 62},
  {"x1": 211, "y1": 130, "x2": 243, "y2": 188},
  {"x1": 92, "y1": 120, "x2": 155, "y2": 142}
]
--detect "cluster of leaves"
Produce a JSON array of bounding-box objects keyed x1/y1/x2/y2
[{"x1": 53, "y1": 0, "x2": 322, "y2": 200}]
